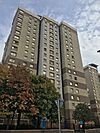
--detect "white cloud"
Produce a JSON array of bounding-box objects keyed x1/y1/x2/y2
[
  {"x1": 73, "y1": 0, "x2": 100, "y2": 71},
  {"x1": 0, "y1": 0, "x2": 100, "y2": 71}
]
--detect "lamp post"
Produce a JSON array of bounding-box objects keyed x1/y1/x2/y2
[
  {"x1": 55, "y1": 99, "x2": 64, "y2": 133},
  {"x1": 97, "y1": 50, "x2": 100, "y2": 53}
]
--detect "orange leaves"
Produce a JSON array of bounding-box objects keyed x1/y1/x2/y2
[
  {"x1": 0, "y1": 64, "x2": 38, "y2": 117},
  {"x1": 30, "y1": 105, "x2": 39, "y2": 116}
]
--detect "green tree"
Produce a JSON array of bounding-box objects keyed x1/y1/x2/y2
[
  {"x1": 73, "y1": 103, "x2": 93, "y2": 127},
  {"x1": 31, "y1": 75, "x2": 60, "y2": 127}
]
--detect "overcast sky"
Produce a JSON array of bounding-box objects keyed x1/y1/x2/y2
[{"x1": 0, "y1": 0, "x2": 100, "y2": 72}]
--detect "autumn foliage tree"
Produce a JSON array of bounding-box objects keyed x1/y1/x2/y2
[{"x1": 0, "y1": 64, "x2": 38, "y2": 129}]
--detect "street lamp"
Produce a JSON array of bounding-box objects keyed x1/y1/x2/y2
[
  {"x1": 55, "y1": 99, "x2": 64, "y2": 133},
  {"x1": 97, "y1": 50, "x2": 100, "y2": 53}
]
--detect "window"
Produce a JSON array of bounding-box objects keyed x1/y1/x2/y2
[
  {"x1": 25, "y1": 50, "x2": 28, "y2": 54},
  {"x1": 33, "y1": 38, "x2": 35, "y2": 41},
  {"x1": 31, "y1": 53, "x2": 34, "y2": 56},
  {"x1": 56, "y1": 68, "x2": 59, "y2": 72},
  {"x1": 73, "y1": 71, "x2": 76, "y2": 75},
  {"x1": 44, "y1": 43, "x2": 47, "y2": 47},
  {"x1": 18, "y1": 17, "x2": 23, "y2": 22},
  {"x1": 57, "y1": 81, "x2": 60, "y2": 85},
  {"x1": 68, "y1": 64, "x2": 71, "y2": 68},
  {"x1": 19, "y1": 10, "x2": 24, "y2": 14},
  {"x1": 72, "y1": 103, "x2": 75, "y2": 106},
  {"x1": 44, "y1": 58, "x2": 47, "y2": 62},
  {"x1": 68, "y1": 69, "x2": 71, "y2": 73},
  {"x1": 9, "y1": 58, "x2": 15, "y2": 63},
  {"x1": 30, "y1": 64, "x2": 33, "y2": 68},
  {"x1": 56, "y1": 74, "x2": 59, "y2": 78},
  {"x1": 71, "y1": 95, "x2": 74, "y2": 100},
  {"x1": 11, "y1": 46, "x2": 18, "y2": 51},
  {"x1": 28, "y1": 27, "x2": 31, "y2": 31},
  {"x1": 23, "y1": 62, "x2": 26, "y2": 66},
  {"x1": 76, "y1": 89, "x2": 79, "y2": 94},
  {"x1": 26, "y1": 35, "x2": 30, "y2": 40},
  {"x1": 27, "y1": 31, "x2": 30, "y2": 35},
  {"x1": 56, "y1": 63, "x2": 59, "y2": 67},
  {"x1": 69, "y1": 75, "x2": 72, "y2": 79},
  {"x1": 74, "y1": 77, "x2": 77, "y2": 80},
  {"x1": 15, "y1": 31, "x2": 20, "y2": 35},
  {"x1": 50, "y1": 60, "x2": 54, "y2": 65},
  {"x1": 44, "y1": 34, "x2": 47, "y2": 38},
  {"x1": 71, "y1": 51, "x2": 74, "y2": 54},
  {"x1": 31, "y1": 58, "x2": 34, "y2": 62},
  {"x1": 17, "y1": 22, "x2": 22, "y2": 27},
  {"x1": 33, "y1": 33, "x2": 36, "y2": 37},
  {"x1": 44, "y1": 48, "x2": 47, "y2": 52},
  {"x1": 11, "y1": 52, "x2": 16, "y2": 57},
  {"x1": 70, "y1": 42, "x2": 73, "y2": 46},
  {"x1": 14, "y1": 35, "x2": 20, "y2": 40},
  {"x1": 56, "y1": 58, "x2": 58, "y2": 61},
  {"x1": 50, "y1": 66, "x2": 54, "y2": 71},
  {"x1": 66, "y1": 49, "x2": 69, "y2": 52},
  {"x1": 32, "y1": 47, "x2": 35, "y2": 51},
  {"x1": 49, "y1": 45, "x2": 54, "y2": 50},
  {"x1": 26, "y1": 40, "x2": 29, "y2": 44},
  {"x1": 50, "y1": 55, "x2": 54, "y2": 60},
  {"x1": 67, "y1": 58, "x2": 70, "y2": 62},
  {"x1": 29, "y1": 19, "x2": 32, "y2": 23},
  {"x1": 25, "y1": 45, "x2": 29, "y2": 49},
  {"x1": 44, "y1": 37, "x2": 47, "y2": 41},
  {"x1": 70, "y1": 82, "x2": 73, "y2": 86},
  {"x1": 73, "y1": 66, "x2": 76, "y2": 69},
  {"x1": 11, "y1": 46, "x2": 15, "y2": 49},
  {"x1": 44, "y1": 53, "x2": 47, "y2": 57},
  {"x1": 50, "y1": 36, "x2": 54, "y2": 41},
  {"x1": 32, "y1": 42, "x2": 35, "y2": 46},
  {"x1": 71, "y1": 88, "x2": 73, "y2": 92},
  {"x1": 24, "y1": 56, "x2": 27, "y2": 59},
  {"x1": 72, "y1": 55, "x2": 74, "y2": 59},
  {"x1": 18, "y1": 14, "x2": 23, "y2": 18},
  {"x1": 16, "y1": 26, "x2": 21, "y2": 31},
  {"x1": 34, "y1": 25, "x2": 36, "y2": 29},
  {"x1": 77, "y1": 97, "x2": 80, "y2": 101},
  {"x1": 66, "y1": 40, "x2": 68, "y2": 44},
  {"x1": 72, "y1": 60, "x2": 75, "y2": 64},
  {"x1": 43, "y1": 71, "x2": 46, "y2": 75},
  {"x1": 43, "y1": 64, "x2": 47, "y2": 69},
  {"x1": 51, "y1": 79, "x2": 55, "y2": 83},
  {"x1": 50, "y1": 50, "x2": 54, "y2": 55},
  {"x1": 50, "y1": 72, "x2": 54, "y2": 77},
  {"x1": 75, "y1": 83, "x2": 78, "y2": 87}
]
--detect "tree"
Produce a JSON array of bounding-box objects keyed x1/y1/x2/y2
[
  {"x1": 31, "y1": 75, "x2": 60, "y2": 127},
  {"x1": 0, "y1": 64, "x2": 15, "y2": 129},
  {"x1": 0, "y1": 64, "x2": 38, "y2": 129},
  {"x1": 73, "y1": 103, "x2": 93, "y2": 128}
]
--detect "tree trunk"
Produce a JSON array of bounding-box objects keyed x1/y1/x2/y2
[
  {"x1": 16, "y1": 110, "x2": 21, "y2": 129},
  {"x1": 11, "y1": 111, "x2": 15, "y2": 128},
  {"x1": 6, "y1": 115, "x2": 10, "y2": 130}
]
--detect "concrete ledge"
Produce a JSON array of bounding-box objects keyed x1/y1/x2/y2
[
  {"x1": 85, "y1": 128, "x2": 100, "y2": 133},
  {"x1": 0, "y1": 129, "x2": 74, "y2": 133},
  {"x1": 0, "y1": 128, "x2": 100, "y2": 133}
]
